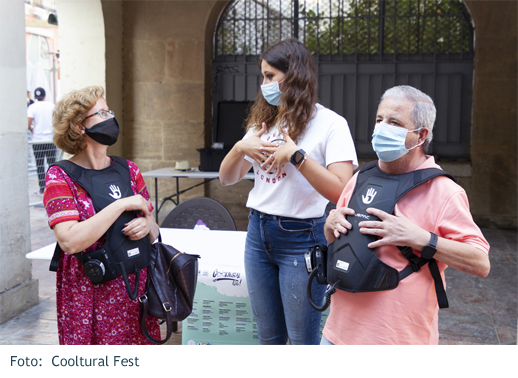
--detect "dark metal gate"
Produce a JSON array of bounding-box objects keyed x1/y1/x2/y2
[{"x1": 212, "y1": 0, "x2": 474, "y2": 159}]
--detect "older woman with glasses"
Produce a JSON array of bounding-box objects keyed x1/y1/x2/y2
[{"x1": 43, "y1": 86, "x2": 160, "y2": 345}]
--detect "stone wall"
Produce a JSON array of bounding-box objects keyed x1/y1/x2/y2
[
  {"x1": 122, "y1": 1, "x2": 228, "y2": 223},
  {"x1": 120, "y1": 0, "x2": 517, "y2": 230},
  {"x1": 466, "y1": 0, "x2": 517, "y2": 229},
  {"x1": 120, "y1": 1, "x2": 255, "y2": 230}
]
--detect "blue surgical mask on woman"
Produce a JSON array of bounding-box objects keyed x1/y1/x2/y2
[
  {"x1": 261, "y1": 79, "x2": 284, "y2": 106},
  {"x1": 371, "y1": 121, "x2": 424, "y2": 162}
]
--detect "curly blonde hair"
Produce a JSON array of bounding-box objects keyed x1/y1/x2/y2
[
  {"x1": 52, "y1": 86, "x2": 105, "y2": 154},
  {"x1": 246, "y1": 39, "x2": 318, "y2": 143}
]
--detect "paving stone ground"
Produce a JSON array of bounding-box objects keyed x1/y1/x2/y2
[{"x1": 1, "y1": 206, "x2": 515, "y2": 345}]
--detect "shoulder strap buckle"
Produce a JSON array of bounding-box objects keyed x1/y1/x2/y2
[{"x1": 398, "y1": 246, "x2": 422, "y2": 272}]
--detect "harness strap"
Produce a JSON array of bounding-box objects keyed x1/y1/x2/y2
[
  {"x1": 398, "y1": 246, "x2": 449, "y2": 309},
  {"x1": 49, "y1": 242, "x2": 62, "y2": 272},
  {"x1": 49, "y1": 156, "x2": 130, "y2": 212},
  {"x1": 398, "y1": 246, "x2": 423, "y2": 272},
  {"x1": 428, "y1": 259, "x2": 449, "y2": 309}
]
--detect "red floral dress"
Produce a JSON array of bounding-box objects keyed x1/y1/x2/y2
[{"x1": 44, "y1": 158, "x2": 160, "y2": 345}]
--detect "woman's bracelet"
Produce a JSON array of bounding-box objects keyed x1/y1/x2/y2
[{"x1": 296, "y1": 153, "x2": 308, "y2": 171}]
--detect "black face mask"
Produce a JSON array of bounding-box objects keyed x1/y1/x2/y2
[{"x1": 84, "y1": 117, "x2": 120, "y2": 146}]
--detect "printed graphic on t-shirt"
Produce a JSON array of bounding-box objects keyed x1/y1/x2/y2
[
  {"x1": 255, "y1": 168, "x2": 287, "y2": 184},
  {"x1": 261, "y1": 130, "x2": 284, "y2": 177}
]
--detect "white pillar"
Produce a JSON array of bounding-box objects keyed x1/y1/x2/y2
[
  {"x1": 0, "y1": 0, "x2": 39, "y2": 323},
  {"x1": 55, "y1": 0, "x2": 123, "y2": 155},
  {"x1": 56, "y1": 0, "x2": 106, "y2": 94}
]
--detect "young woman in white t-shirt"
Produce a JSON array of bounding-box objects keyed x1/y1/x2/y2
[{"x1": 219, "y1": 39, "x2": 358, "y2": 345}]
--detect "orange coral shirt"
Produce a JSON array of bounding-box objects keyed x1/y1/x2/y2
[{"x1": 323, "y1": 156, "x2": 489, "y2": 345}]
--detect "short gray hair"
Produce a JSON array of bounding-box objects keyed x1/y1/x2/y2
[{"x1": 380, "y1": 85, "x2": 436, "y2": 153}]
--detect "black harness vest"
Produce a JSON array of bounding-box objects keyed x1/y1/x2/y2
[
  {"x1": 49, "y1": 156, "x2": 151, "y2": 300},
  {"x1": 306, "y1": 160, "x2": 456, "y2": 311}
]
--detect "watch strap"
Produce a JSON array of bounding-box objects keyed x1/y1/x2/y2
[
  {"x1": 296, "y1": 153, "x2": 308, "y2": 171},
  {"x1": 429, "y1": 232, "x2": 438, "y2": 248},
  {"x1": 422, "y1": 232, "x2": 438, "y2": 259}
]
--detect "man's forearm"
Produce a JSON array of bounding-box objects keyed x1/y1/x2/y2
[{"x1": 434, "y1": 237, "x2": 490, "y2": 278}]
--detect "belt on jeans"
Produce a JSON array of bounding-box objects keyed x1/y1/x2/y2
[{"x1": 250, "y1": 208, "x2": 318, "y2": 222}]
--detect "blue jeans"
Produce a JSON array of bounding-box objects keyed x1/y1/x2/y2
[
  {"x1": 244, "y1": 209, "x2": 327, "y2": 345},
  {"x1": 320, "y1": 334, "x2": 334, "y2": 345}
]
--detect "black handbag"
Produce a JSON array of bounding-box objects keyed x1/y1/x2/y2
[{"x1": 139, "y1": 235, "x2": 200, "y2": 344}]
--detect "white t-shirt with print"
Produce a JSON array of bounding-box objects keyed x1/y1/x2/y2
[
  {"x1": 27, "y1": 100, "x2": 55, "y2": 142},
  {"x1": 243, "y1": 103, "x2": 358, "y2": 219}
]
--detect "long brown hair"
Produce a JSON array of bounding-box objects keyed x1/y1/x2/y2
[{"x1": 246, "y1": 39, "x2": 318, "y2": 143}]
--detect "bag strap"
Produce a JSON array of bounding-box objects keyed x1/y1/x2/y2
[
  {"x1": 139, "y1": 234, "x2": 176, "y2": 345},
  {"x1": 139, "y1": 292, "x2": 175, "y2": 345}
]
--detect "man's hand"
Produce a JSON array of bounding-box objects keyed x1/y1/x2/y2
[
  {"x1": 358, "y1": 206, "x2": 430, "y2": 250},
  {"x1": 357, "y1": 205, "x2": 490, "y2": 278}
]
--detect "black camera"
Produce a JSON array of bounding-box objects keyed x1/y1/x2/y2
[
  {"x1": 78, "y1": 248, "x2": 117, "y2": 284},
  {"x1": 83, "y1": 259, "x2": 105, "y2": 283}
]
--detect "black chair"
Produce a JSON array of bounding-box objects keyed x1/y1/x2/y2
[{"x1": 161, "y1": 197, "x2": 237, "y2": 231}]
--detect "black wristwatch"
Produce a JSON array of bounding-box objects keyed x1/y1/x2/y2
[
  {"x1": 421, "y1": 232, "x2": 438, "y2": 259},
  {"x1": 290, "y1": 149, "x2": 306, "y2": 166}
]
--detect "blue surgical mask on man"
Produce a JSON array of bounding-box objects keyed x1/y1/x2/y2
[
  {"x1": 371, "y1": 121, "x2": 424, "y2": 162},
  {"x1": 261, "y1": 79, "x2": 284, "y2": 106}
]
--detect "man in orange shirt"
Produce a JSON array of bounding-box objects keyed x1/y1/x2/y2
[{"x1": 322, "y1": 85, "x2": 490, "y2": 345}]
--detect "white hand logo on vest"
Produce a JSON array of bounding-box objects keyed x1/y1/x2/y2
[
  {"x1": 362, "y1": 187, "x2": 377, "y2": 204},
  {"x1": 109, "y1": 185, "x2": 122, "y2": 199}
]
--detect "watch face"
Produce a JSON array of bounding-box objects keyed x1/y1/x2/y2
[{"x1": 291, "y1": 149, "x2": 306, "y2": 165}]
